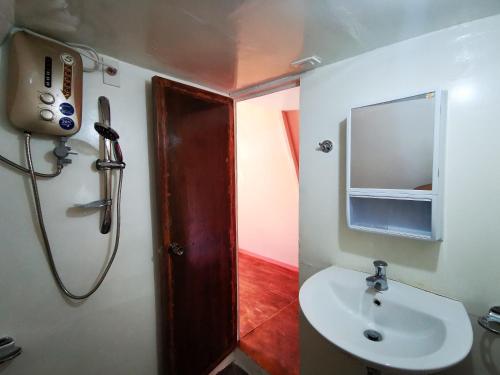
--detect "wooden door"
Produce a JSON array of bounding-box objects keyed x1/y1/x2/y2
[{"x1": 152, "y1": 77, "x2": 237, "y2": 375}]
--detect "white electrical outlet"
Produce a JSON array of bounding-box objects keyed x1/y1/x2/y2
[{"x1": 102, "y1": 56, "x2": 120, "y2": 87}]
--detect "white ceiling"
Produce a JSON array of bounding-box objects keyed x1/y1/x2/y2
[{"x1": 13, "y1": 0, "x2": 500, "y2": 93}]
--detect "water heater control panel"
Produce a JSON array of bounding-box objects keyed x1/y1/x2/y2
[{"x1": 7, "y1": 31, "x2": 83, "y2": 137}]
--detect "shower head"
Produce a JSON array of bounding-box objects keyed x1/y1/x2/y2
[
  {"x1": 94, "y1": 123, "x2": 120, "y2": 141},
  {"x1": 94, "y1": 122, "x2": 123, "y2": 162}
]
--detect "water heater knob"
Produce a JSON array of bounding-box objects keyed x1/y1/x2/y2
[
  {"x1": 39, "y1": 109, "x2": 54, "y2": 121},
  {"x1": 39, "y1": 93, "x2": 55, "y2": 104}
]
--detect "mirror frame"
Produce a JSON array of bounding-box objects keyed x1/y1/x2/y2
[{"x1": 346, "y1": 89, "x2": 447, "y2": 241}]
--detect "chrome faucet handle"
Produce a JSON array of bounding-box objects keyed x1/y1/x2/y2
[
  {"x1": 478, "y1": 306, "x2": 500, "y2": 335},
  {"x1": 373, "y1": 260, "x2": 388, "y2": 276},
  {"x1": 488, "y1": 306, "x2": 500, "y2": 323}
]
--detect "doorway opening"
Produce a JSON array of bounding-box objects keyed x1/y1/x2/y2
[{"x1": 236, "y1": 86, "x2": 300, "y2": 375}]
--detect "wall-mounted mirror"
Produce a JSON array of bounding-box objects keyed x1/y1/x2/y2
[
  {"x1": 350, "y1": 93, "x2": 435, "y2": 190},
  {"x1": 346, "y1": 90, "x2": 446, "y2": 241}
]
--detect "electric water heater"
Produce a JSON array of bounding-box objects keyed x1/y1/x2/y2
[{"x1": 7, "y1": 31, "x2": 83, "y2": 136}]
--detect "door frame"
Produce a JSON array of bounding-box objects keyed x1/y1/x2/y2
[
  {"x1": 152, "y1": 75, "x2": 300, "y2": 373},
  {"x1": 233, "y1": 80, "x2": 301, "y2": 338}
]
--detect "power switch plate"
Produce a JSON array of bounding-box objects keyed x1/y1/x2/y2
[{"x1": 102, "y1": 56, "x2": 120, "y2": 87}]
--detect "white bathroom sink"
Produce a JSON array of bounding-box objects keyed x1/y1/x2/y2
[{"x1": 299, "y1": 266, "x2": 473, "y2": 373}]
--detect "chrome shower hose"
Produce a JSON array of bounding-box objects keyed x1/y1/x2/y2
[
  {"x1": 24, "y1": 132, "x2": 123, "y2": 300},
  {"x1": 0, "y1": 153, "x2": 62, "y2": 177}
]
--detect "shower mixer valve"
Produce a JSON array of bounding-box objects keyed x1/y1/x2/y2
[{"x1": 53, "y1": 137, "x2": 77, "y2": 167}]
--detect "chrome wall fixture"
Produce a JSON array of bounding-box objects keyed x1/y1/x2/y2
[
  {"x1": 479, "y1": 306, "x2": 500, "y2": 335},
  {"x1": 0, "y1": 337, "x2": 21, "y2": 365},
  {"x1": 317, "y1": 140, "x2": 333, "y2": 153},
  {"x1": 365, "y1": 260, "x2": 389, "y2": 291},
  {"x1": 77, "y1": 97, "x2": 125, "y2": 234}
]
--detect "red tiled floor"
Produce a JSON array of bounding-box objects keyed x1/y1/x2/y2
[
  {"x1": 239, "y1": 283, "x2": 292, "y2": 336},
  {"x1": 240, "y1": 301, "x2": 299, "y2": 375},
  {"x1": 238, "y1": 252, "x2": 299, "y2": 375}
]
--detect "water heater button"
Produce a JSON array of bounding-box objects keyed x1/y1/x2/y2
[
  {"x1": 59, "y1": 103, "x2": 75, "y2": 116},
  {"x1": 59, "y1": 117, "x2": 75, "y2": 130},
  {"x1": 40, "y1": 109, "x2": 54, "y2": 121},
  {"x1": 39, "y1": 93, "x2": 55, "y2": 104}
]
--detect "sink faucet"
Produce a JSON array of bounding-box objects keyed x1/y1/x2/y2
[{"x1": 366, "y1": 260, "x2": 388, "y2": 291}]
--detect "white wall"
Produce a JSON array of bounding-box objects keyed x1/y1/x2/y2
[
  {"x1": 237, "y1": 87, "x2": 299, "y2": 268},
  {"x1": 299, "y1": 14, "x2": 500, "y2": 375},
  {"x1": 0, "y1": 39, "x2": 223, "y2": 374}
]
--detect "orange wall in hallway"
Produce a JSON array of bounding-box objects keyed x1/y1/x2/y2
[{"x1": 282, "y1": 110, "x2": 300, "y2": 177}]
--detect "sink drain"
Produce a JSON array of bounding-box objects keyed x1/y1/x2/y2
[{"x1": 363, "y1": 329, "x2": 383, "y2": 342}]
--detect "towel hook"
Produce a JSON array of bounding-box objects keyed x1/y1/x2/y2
[{"x1": 317, "y1": 140, "x2": 333, "y2": 153}]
